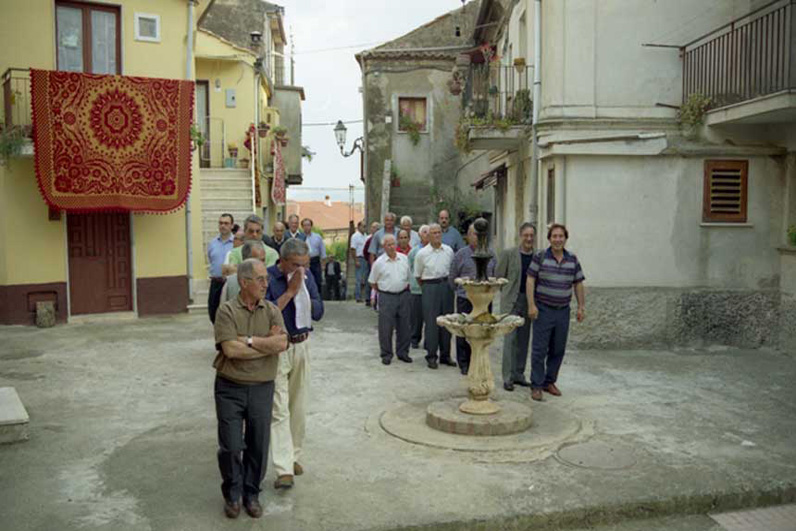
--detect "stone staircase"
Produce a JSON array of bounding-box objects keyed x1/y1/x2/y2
[
  {"x1": 389, "y1": 181, "x2": 433, "y2": 225},
  {"x1": 188, "y1": 168, "x2": 255, "y2": 313}
]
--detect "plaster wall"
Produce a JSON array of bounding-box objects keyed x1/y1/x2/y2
[
  {"x1": 539, "y1": 0, "x2": 755, "y2": 122},
  {"x1": 271, "y1": 87, "x2": 303, "y2": 181},
  {"x1": 560, "y1": 154, "x2": 783, "y2": 290},
  {"x1": 364, "y1": 60, "x2": 482, "y2": 226}
]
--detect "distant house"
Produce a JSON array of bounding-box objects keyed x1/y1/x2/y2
[
  {"x1": 356, "y1": 1, "x2": 493, "y2": 230},
  {"x1": 287, "y1": 199, "x2": 364, "y2": 246}
]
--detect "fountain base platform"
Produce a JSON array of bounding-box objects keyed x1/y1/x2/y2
[{"x1": 426, "y1": 399, "x2": 532, "y2": 436}]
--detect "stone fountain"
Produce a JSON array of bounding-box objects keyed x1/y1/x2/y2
[{"x1": 429, "y1": 218, "x2": 530, "y2": 436}]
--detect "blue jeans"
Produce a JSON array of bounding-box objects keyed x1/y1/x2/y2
[
  {"x1": 355, "y1": 257, "x2": 368, "y2": 301},
  {"x1": 530, "y1": 303, "x2": 571, "y2": 389}
]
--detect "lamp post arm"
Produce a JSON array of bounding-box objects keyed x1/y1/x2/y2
[{"x1": 340, "y1": 137, "x2": 364, "y2": 158}]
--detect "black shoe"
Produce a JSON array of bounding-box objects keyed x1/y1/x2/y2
[
  {"x1": 411, "y1": 343, "x2": 420, "y2": 349},
  {"x1": 382, "y1": 358, "x2": 392, "y2": 365},
  {"x1": 440, "y1": 358, "x2": 457, "y2": 367},
  {"x1": 397, "y1": 355, "x2": 413, "y2": 363},
  {"x1": 427, "y1": 360, "x2": 438, "y2": 369},
  {"x1": 503, "y1": 381, "x2": 515, "y2": 392},
  {"x1": 460, "y1": 366, "x2": 469, "y2": 375},
  {"x1": 243, "y1": 498, "x2": 263, "y2": 519},
  {"x1": 513, "y1": 379, "x2": 532, "y2": 387},
  {"x1": 224, "y1": 499, "x2": 241, "y2": 519}
]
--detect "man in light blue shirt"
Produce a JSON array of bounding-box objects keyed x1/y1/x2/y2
[
  {"x1": 207, "y1": 213, "x2": 235, "y2": 323},
  {"x1": 301, "y1": 218, "x2": 326, "y2": 295},
  {"x1": 369, "y1": 212, "x2": 397, "y2": 261},
  {"x1": 439, "y1": 209, "x2": 465, "y2": 252}
]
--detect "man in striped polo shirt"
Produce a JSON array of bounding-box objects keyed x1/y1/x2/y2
[{"x1": 526, "y1": 223, "x2": 586, "y2": 402}]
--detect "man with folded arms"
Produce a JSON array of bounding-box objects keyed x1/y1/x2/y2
[
  {"x1": 527, "y1": 223, "x2": 586, "y2": 401},
  {"x1": 414, "y1": 223, "x2": 456, "y2": 369},
  {"x1": 266, "y1": 239, "x2": 324, "y2": 490},
  {"x1": 213, "y1": 259, "x2": 288, "y2": 519},
  {"x1": 369, "y1": 233, "x2": 412, "y2": 365}
]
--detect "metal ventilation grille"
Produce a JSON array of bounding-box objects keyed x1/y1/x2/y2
[{"x1": 703, "y1": 161, "x2": 748, "y2": 222}]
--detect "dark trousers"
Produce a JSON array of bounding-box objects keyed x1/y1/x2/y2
[
  {"x1": 326, "y1": 277, "x2": 340, "y2": 300},
  {"x1": 502, "y1": 295, "x2": 532, "y2": 384},
  {"x1": 530, "y1": 303, "x2": 571, "y2": 389},
  {"x1": 309, "y1": 257, "x2": 323, "y2": 295},
  {"x1": 410, "y1": 293, "x2": 423, "y2": 347},
  {"x1": 214, "y1": 376, "x2": 275, "y2": 503},
  {"x1": 208, "y1": 278, "x2": 225, "y2": 323},
  {"x1": 455, "y1": 297, "x2": 473, "y2": 371},
  {"x1": 378, "y1": 290, "x2": 411, "y2": 360},
  {"x1": 421, "y1": 281, "x2": 453, "y2": 363}
]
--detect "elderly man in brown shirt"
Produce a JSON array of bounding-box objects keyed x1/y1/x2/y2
[{"x1": 213, "y1": 259, "x2": 288, "y2": 519}]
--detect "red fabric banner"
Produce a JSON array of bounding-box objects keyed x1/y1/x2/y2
[
  {"x1": 271, "y1": 139, "x2": 286, "y2": 206},
  {"x1": 30, "y1": 70, "x2": 194, "y2": 213}
]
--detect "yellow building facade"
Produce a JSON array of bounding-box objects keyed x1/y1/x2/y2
[{"x1": 0, "y1": 0, "x2": 209, "y2": 324}]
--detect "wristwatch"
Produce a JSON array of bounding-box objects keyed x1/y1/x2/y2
[{"x1": 246, "y1": 336, "x2": 254, "y2": 348}]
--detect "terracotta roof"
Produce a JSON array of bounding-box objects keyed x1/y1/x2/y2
[{"x1": 286, "y1": 201, "x2": 364, "y2": 232}]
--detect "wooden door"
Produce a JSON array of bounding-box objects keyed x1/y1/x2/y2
[
  {"x1": 67, "y1": 213, "x2": 132, "y2": 315},
  {"x1": 196, "y1": 80, "x2": 210, "y2": 168}
]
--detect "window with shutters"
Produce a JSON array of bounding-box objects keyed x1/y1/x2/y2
[{"x1": 702, "y1": 160, "x2": 748, "y2": 223}]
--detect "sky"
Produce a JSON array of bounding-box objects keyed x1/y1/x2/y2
[{"x1": 278, "y1": 0, "x2": 470, "y2": 204}]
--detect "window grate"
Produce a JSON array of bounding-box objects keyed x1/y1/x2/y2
[{"x1": 703, "y1": 160, "x2": 748, "y2": 223}]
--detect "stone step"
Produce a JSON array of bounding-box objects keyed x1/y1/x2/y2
[
  {"x1": 0, "y1": 387, "x2": 29, "y2": 444},
  {"x1": 201, "y1": 199, "x2": 253, "y2": 212},
  {"x1": 200, "y1": 180, "x2": 253, "y2": 190}
]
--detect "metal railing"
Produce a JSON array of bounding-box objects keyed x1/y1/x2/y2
[
  {"x1": 683, "y1": 0, "x2": 795, "y2": 107},
  {"x1": 199, "y1": 116, "x2": 228, "y2": 168},
  {"x1": 463, "y1": 64, "x2": 532, "y2": 123},
  {"x1": 2, "y1": 68, "x2": 31, "y2": 130}
]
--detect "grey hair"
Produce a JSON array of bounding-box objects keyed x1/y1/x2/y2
[
  {"x1": 244, "y1": 214, "x2": 264, "y2": 231},
  {"x1": 400, "y1": 215, "x2": 412, "y2": 225},
  {"x1": 429, "y1": 223, "x2": 442, "y2": 231},
  {"x1": 242, "y1": 239, "x2": 266, "y2": 260},
  {"x1": 384, "y1": 212, "x2": 396, "y2": 221},
  {"x1": 280, "y1": 237, "x2": 309, "y2": 259},
  {"x1": 382, "y1": 233, "x2": 397, "y2": 245},
  {"x1": 418, "y1": 224, "x2": 429, "y2": 235},
  {"x1": 237, "y1": 258, "x2": 262, "y2": 286},
  {"x1": 519, "y1": 222, "x2": 536, "y2": 234}
]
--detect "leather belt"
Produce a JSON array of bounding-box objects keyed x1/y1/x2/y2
[
  {"x1": 378, "y1": 288, "x2": 408, "y2": 295},
  {"x1": 422, "y1": 278, "x2": 446, "y2": 284},
  {"x1": 289, "y1": 332, "x2": 309, "y2": 344}
]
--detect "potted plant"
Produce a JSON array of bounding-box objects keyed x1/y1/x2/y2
[
  {"x1": 513, "y1": 57, "x2": 526, "y2": 74},
  {"x1": 398, "y1": 115, "x2": 422, "y2": 146},
  {"x1": 227, "y1": 142, "x2": 238, "y2": 158},
  {"x1": 488, "y1": 85, "x2": 499, "y2": 96},
  {"x1": 272, "y1": 126, "x2": 288, "y2": 146},
  {"x1": 257, "y1": 121, "x2": 270, "y2": 138},
  {"x1": 678, "y1": 93, "x2": 712, "y2": 138},
  {"x1": 0, "y1": 125, "x2": 29, "y2": 165},
  {"x1": 189, "y1": 123, "x2": 205, "y2": 152}
]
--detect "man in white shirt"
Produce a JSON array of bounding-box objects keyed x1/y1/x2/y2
[
  {"x1": 349, "y1": 221, "x2": 368, "y2": 302},
  {"x1": 413, "y1": 223, "x2": 455, "y2": 369},
  {"x1": 369, "y1": 233, "x2": 412, "y2": 365}
]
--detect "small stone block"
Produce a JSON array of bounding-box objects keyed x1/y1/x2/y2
[
  {"x1": 426, "y1": 399, "x2": 532, "y2": 436},
  {"x1": 0, "y1": 387, "x2": 30, "y2": 444},
  {"x1": 35, "y1": 301, "x2": 56, "y2": 328}
]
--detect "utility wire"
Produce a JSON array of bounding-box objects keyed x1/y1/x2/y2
[
  {"x1": 303, "y1": 119, "x2": 363, "y2": 127},
  {"x1": 293, "y1": 41, "x2": 384, "y2": 55}
]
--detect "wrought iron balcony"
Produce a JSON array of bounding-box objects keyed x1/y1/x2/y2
[
  {"x1": 682, "y1": 0, "x2": 795, "y2": 111},
  {"x1": 2, "y1": 68, "x2": 32, "y2": 130},
  {"x1": 462, "y1": 63, "x2": 532, "y2": 123}
]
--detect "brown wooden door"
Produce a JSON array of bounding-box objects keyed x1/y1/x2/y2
[{"x1": 68, "y1": 213, "x2": 132, "y2": 315}]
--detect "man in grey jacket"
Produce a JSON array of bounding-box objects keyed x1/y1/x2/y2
[{"x1": 495, "y1": 223, "x2": 536, "y2": 391}]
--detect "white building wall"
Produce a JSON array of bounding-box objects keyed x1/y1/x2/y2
[{"x1": 562, "y1": 154, "x2": 783, "y2": 289}]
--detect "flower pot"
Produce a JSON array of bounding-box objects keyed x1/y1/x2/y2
[
  {"x1": 228, "y1": 148, "x2": 238, "y2": 158},
  {"x1": 279, "y1": 138, "x2": 288, "y2": 147},
  {"x1": 258, "y1": 129, "x2": 268, "y2": 138}
]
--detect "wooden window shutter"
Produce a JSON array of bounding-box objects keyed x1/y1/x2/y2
[{"x1": 703, "y1": 160, "x2": 748, "y2": 223}]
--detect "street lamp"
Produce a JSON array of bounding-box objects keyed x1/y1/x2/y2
[{"x1": 334, "y1": 120, "x2": 363, "y2": 157}]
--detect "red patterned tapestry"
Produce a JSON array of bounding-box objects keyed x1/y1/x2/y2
[
  {"x1": 30, "y1": 70, "x2": 194, "y2": 213},
  {"x1": 271, "y1": 139, "x2": 286, "y2": 206}
]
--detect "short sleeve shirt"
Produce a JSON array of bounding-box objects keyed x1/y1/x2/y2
[
  {"x1": 350, "y1": 231, "x2": 366, "y2": 257},
  {"x1": 527, "y1": 248, "x2": 585, "y2": 307},
  {"x1": 227, "y1": 245, "x2": 279, "y2": 268},
  {"x1": 414, "y1": 244, "x2": 454, "y2": 280},
  {"x1": 213, "y1": 296, "x2": 285, "y2": 383}
]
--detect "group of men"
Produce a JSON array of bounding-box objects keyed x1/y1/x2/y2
[
  {"x1": 206, "y1": 212, "x2": 325, "y2": 519},
  {"x1": 355, "y1": 211, "x2": 587, "y2": 403}
]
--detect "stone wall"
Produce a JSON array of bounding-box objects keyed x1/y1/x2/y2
[{"x1": 570, "y1": 286, "x2": 781, "y2": 350}]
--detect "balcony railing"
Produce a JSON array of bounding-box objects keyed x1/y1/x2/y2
[
  {"x1": 682, "y1": 0, "x2": 795, "y2": 108},
  {"x1": 463, "y1": 63, "x2": 532, "y2": 123},
  {"x1": 2, "y1": 68, "x2": 31, "y2": 130}
]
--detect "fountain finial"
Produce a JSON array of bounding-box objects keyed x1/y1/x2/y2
[{"x1": 472, "y1": 217, "x2": 492, "y2": 281}]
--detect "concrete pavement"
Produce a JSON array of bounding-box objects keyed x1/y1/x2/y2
[{"x1": 0, "y1": 301, "x2": 795, "y2": 530}]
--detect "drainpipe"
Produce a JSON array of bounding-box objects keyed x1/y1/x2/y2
[
  {"x1": 185, "y1": 0, "x2": 196, "y2": 303},
  {"x1": 529, "y1": 0, "x2": 542, "y2": 227},
  {"x1": 253, "y1": 64, "x2": 259, "y2": 218}
]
